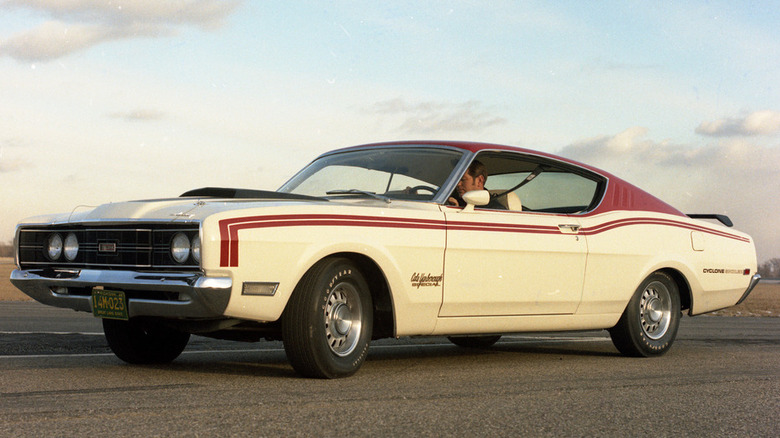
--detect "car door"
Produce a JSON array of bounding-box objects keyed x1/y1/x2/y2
[
  {"x1": 437, "y1": 151, "x2": 604, "y2": 317},
  {"x1": 440, "y1": 209, "x2": 586, "y2": 316}
]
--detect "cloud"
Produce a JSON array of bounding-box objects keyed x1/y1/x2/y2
[
  {"x1": 0, "y1": 156, "x2": 25, "y2": 172},
  {"x1": 696, "y1": 110, "x2": 780, "y2": 137},
  {"x1": 368, "y1": 98, "x2": 507, "y2": 134},
  {"x1": 559, "y1": 127, "x2": 780, "y2": 262},
  {"x1": 0, "y1": 139, "x2": 29, "y2": 172},
  {"x1": 107, "y1": 108, "x2": 166, "y2": 122},
  {"x1": 0, "y1": 0, "x2": 241, "y2": 62},
  {"x1": 0, "y1": 20, "x2": 164, "y2": 61}
]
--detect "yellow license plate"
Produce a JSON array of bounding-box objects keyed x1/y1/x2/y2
[{"x1": 92, "y1": 289, "x2": 129, "y2": 320}]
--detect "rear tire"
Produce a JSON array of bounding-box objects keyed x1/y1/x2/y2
[
  {"x1": 282, "y1": 257, "x2": 373, "y2": 378},
  {"x1": 609, "y1": 272, "x2": 681, "y2": 357},
  {"x1": 103, "y1": 318, "x2": 190, "y2": 364},
  {"x1": 447, "y1": 335, "x2": 501, "y2": 348}
]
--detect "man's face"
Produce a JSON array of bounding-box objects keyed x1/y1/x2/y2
[{"x1": 457, "y1": 172, "x2": 483, "y2": 196}]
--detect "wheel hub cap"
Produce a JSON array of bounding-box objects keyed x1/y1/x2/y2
[
  {"x1": 332, "y1": 303, "x2": 352, "y2": 335},
  {"x1": 646, "y1": 297, "x2": 663, "y2": 323},
  {"x1": 639, "y1": 282, "x2": 672, "y2": 340},
  {"x1": 324, "y1": 282, "x2": 362, "y2": 357}
]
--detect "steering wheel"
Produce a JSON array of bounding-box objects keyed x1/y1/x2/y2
[{"x1": 408, "y1": 185, "x2": 437, "y2": 195}]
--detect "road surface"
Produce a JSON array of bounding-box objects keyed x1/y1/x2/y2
[{"x1": 1, "y1": 302, "x2": 778, "y2": 436}]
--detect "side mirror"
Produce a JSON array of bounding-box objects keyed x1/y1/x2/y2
[{"x1": 460, "y1": 190, "x2": 490, "y2": 212}]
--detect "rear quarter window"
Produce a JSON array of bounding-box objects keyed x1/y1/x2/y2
[
  {"x1": 513, "y1": 172, "x2": 599, "y2": 213},
  {"x1": 478, "y1": 152, "x2": 605, "y2": 214}
]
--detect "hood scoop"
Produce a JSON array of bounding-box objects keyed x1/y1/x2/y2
[{"x1": 180, "y1": 187, "x2": 326, "y2": 201}]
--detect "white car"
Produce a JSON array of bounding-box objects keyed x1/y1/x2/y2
[{"x1": 11, "y1": 141, "x2": 760, "y2": 378}]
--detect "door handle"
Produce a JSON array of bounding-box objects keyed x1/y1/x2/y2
[{"x1": 558, "y1": 224, "x2": 580, "y2": 233}]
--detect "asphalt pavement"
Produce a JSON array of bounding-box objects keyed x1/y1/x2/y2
[{"x1": 1, "y1": 302, "x2": 778, "y2": 436}]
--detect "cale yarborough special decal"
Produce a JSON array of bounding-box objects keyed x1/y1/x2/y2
[{"x1": 411, "y1": 273, "x2": 444, "y2": 288}]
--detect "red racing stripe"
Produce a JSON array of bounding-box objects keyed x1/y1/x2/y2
[{"x1": 217, "y1": 214, "x2": 749, "y2": 267}]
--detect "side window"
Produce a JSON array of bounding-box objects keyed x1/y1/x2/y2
[
  {"x1": 515, "y1": 172, "x2": 599, "y2": 213},
  {"x1": 477, "y1": 152, "x2": 604, "y2": 214}
]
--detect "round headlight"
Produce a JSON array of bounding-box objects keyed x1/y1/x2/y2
[
  {"x1": 171, "y1": 233, "x2": 191, "y2": 264},
  {"x1": 191, "y1": 235, "x2": 201, "y2": 264},
  {"x1": 64, "y1": 233, "x2": 79, "y2": 261},
  {"x1": 47, "y1": 233, "x2": 63, "y2": 260}
]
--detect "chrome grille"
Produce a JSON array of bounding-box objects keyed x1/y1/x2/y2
[{"x1": 17, "y1": 225, "x2": 200, "y2": 271}]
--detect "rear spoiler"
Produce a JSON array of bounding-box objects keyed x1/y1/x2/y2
[{"x1": 687, "y1": 214, "x2": 733, "y2": 227}]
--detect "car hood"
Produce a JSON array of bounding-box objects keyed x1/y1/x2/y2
[{"x1": 17, "y1": 189, "x2": 331, "y2": 226}]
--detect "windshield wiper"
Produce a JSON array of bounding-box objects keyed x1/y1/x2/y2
[{"x1": 325, "y1": 189, "x2": 391, "y2": 203}]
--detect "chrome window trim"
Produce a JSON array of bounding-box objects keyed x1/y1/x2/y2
[{"x1": 444, "y1": 148, "x2": 610, "y2": 215}]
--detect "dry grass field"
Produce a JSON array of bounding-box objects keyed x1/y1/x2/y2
[
  {"x1": 1, "y1": 258, "x2": 28, "y2": 301},
  {"x1": 1, "y1": 257, "x2": 778, "y2": 316}
]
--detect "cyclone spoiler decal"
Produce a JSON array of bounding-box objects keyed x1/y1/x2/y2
[{"x1": 218, "y1": 214, "x2": 750, "y2": 267}]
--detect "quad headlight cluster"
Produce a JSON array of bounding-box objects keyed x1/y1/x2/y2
[
  {"x1": 24, "y1": 226, "x2": 203, "y2": 271},
  {"x1": 170, "y1": 232, "x2": 201, "y2": 264},
  {"x1": 35, "y1": 228, "x2": 201, "y2": 267},
  {"x1": 46, "y1": 233, "x2": 80, "y2": 261}
]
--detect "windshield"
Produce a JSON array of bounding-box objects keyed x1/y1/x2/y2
[{"x1": 279, "y1": 147, "x2": 464, "y2": 201}]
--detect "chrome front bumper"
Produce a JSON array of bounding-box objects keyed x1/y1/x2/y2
[
  {"x1": 10, "y1": 268, "x2": 232, "y2": 319},
  {"x1": 736, "y1": 274, "x2": 762, "y2": 305}
]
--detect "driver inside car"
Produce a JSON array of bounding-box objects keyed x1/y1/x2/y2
[{"x1": 448, "y1": 160, "x2": 506, "y2": 210}]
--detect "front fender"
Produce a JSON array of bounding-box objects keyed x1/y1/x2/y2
[{"x1": 202, "y1": 207, "x2": 447, "y2": 332}]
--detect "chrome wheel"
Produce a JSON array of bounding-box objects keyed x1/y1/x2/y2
[
  {"x1": 324, "y1": 281, "x2": 363, "y2": 356},
  {"x1": 610, "y1": 271, "x2": 681, "y2": 357},
  {"x1": 282, "y1": 257, "x2": 373, "y2": 378},
  {"x1": 639, "y1": 281, "x2": 672, "y2": 340}
]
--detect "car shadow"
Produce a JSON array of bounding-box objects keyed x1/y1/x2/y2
[
  {"x1": 367, "y1": 337, "x2": 621, "y2": 363},
  {"x1": 141, "y1": 351, "x2": 297, "y2": 378},
  {"x1": 112, "y1": 335, "x2": 622, "y2": 379}
]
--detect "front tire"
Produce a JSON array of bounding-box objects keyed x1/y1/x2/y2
[
  {"x1": 609, "y1": 272, "x2": 681, "y2": 357},
  {"x1": 282, "y1": 257, "x2": 373, "y2": 378},
  {"x1": 103, "y1": 318, "x2": 190, "y2": 364}
]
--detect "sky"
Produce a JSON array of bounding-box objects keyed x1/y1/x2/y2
[{"x1": 0, "y1": 1, "x2": 778, "y2": 263}]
